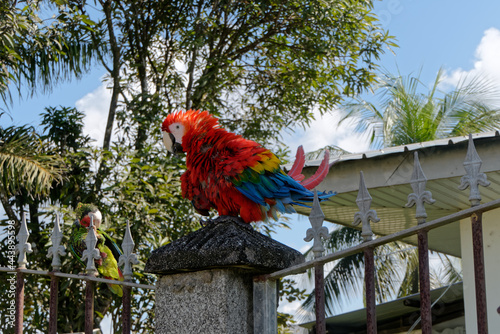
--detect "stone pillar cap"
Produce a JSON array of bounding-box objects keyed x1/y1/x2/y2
[{"x1": 145, "y1": 217, "x2": 305, "y2": 275}]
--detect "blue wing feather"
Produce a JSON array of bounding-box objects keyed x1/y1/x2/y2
[{"x1": 233, "y1": 165, "x2": 335, "y2": 215}]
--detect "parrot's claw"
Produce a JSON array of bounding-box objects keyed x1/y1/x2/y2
[{"x1": 199, "y1": 218, "x2": 210, "y2": 228}]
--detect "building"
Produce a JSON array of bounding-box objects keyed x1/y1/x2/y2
[{"x1": 296, "y1": 132, "x2": 500, "y2": 333}]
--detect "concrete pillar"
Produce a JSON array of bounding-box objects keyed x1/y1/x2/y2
[{"x1": 145, "y1": 217, "x2": 304, "y2": 334}]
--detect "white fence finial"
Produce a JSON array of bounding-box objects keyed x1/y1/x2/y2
[
  {"x1": 47, "y1": 213, "x2": 67, "y2": 271},
  {"x1": 353, "y1": 171, "x2": 380, "y2": 242},
  {"x1": 16, "y1": 212, "x2": 33, "y2": 269},
  {"x1": 406, "y1": 152, "x2": 436, "y2": 224},
  {"x1": 458, "y1": 134, "x2": 490, "y2": 206},
  {"x1": 304, "y1": 190, "x2": 329, "y2": 258},
  {"x1": 81, "y1": 216, "x2": 101, "y2": 276},
  {"x1": 119, "y1": 220, "x2": 139, "y2": 280}
]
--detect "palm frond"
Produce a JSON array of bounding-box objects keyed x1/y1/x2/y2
[
  {"x1": 338, "y1": 68, "x2": 500, "y2": 149},
  {"x1": 0, "y1": 126, "x2": 65, "y2": 197},
  {"x1": 300, "y1": 227, "x2": 416, "y2": 318}
]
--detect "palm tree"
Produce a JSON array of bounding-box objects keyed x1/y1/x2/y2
[
  {"x1": 298, "y1": 69, "x2": 490, "y2": 318},
  {"x1": 341, "y1": 68, "x2": 500, "y2": 148},
  {"x1": 298, "y1": 226, "x2": 421, "y2": 318},
  {"x1": 0, "y1": 1, "x2": 96, "y2": 104},
  {"x1": 0, "y1": 125, "x2": 65, "y2": 226}
]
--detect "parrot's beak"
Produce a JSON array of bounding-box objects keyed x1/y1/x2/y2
[
  {"x1": 162, "y1": 131, "x2": 183, "y2": 155},
  {"x1": 162, "y1": 131, "x2": 174, "y2": 153}
]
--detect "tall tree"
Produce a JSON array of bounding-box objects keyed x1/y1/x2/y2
[
  {"x1": 81, "y1": 0, "x2": 395, "y2": 149},
  {"x1": 0, "y1": 0, "x2": 395, "y2": 332}
]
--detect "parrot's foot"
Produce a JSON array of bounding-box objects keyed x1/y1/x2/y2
[{"x1": 200, "y1": 215, "x2": 253, "y2": 229}]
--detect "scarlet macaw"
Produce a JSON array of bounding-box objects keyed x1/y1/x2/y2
[{"x1": 161, "y1": 109, "x2": 334, "y2": 223}]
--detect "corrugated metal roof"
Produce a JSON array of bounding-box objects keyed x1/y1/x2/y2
[
  {"x1": 294, "y1": 132, "x2": 500, "y2": 256},
  {"x1": 300, "y1": 131, "x2": 500, "y2": 167},
  {"x1": 300, "y1": 283, "x2": 464, "y2": 333}
]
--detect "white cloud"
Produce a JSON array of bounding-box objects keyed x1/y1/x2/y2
[
  {"x1": 286, "y1": 27, "x2": 500, "y2": 159},
  {"x1": 443, "y1": 27, "x2": 500, "y2": 88},
  {"x1": 75, "y1": 84, "x2": 112, "y2": 146}
]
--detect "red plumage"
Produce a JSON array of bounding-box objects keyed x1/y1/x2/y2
[{"x1": 162, "y1": 110, "x2": 333, "y2": 223}]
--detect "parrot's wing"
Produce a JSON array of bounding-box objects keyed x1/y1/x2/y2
[
  {"x1": 231, "y1": 149, "x2": 335, "y2": 212},
  {"x1": 97, "y1": 228, "x2": 123, "y2": 260},
  {"x1": 231, "y1": 150, "x2": 314, "y2": 210},
  {"x1": 234, "y1": 169, "x2": 312, "y2": 205},
  {"x1": 96, "y1": 229, "x2": 124, "y2": 296},
  {"x1": 69, "y1": 224, "x2": 88, "y2": 267}
]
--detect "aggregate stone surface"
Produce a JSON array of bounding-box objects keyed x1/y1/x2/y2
[
  {"x1": 145, "y1": 216, "x2": 305, "y2": 275},
  {"x1": 155, "y1": 269, "x2": 254, "y2": 334}
]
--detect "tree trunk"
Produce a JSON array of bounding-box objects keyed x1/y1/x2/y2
[{"x1": 0, "y1": 186, "x2": 19, "y2": 227}]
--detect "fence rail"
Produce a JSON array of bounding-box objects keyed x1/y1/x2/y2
[
  {"x1": 0, "y1": 267, "x2": 156, "y2": 290},
  {"x1": 3, "y1": 214, "x2": 152, "y2": 334},
  {"x1": 256, "y1": 134, "x2": 492, "y2": 334},
  {"x1": 3, "y1": 134, "x2": 494, "y2": 334}
]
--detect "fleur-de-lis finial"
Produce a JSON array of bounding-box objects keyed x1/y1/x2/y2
[
  {"x1": 16, "y1": 212, "x2": 33, "y2": 269},
  {"x1": 304, "y1": 191, "x2": 329, "y2": 258},
  {"x1": 406, "y1": 152, "x2": 436, "y2": 224},
  {"x1": 353, "y1": 171, "x2": 380, "y2": 242},
  {"x1": 458, "y1": 134, "x2": 490, "y2": 206},
  {"x1": 119, "y1": 221, "x2": 139, "y2": 281},
  {"x1": 47, "y1": 213, "x2": 67, "y2": 271},
  {"x1": 81, "y1": 216, "x2": 101, "y2": 276}
]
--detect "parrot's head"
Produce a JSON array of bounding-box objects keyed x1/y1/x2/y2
[
  {"x1": 161, "y1": 109, "x2": 219, "y2": 154},
  {"x1": 76, "y1": 203, "x2": 102, "y2": 228},
  {"x1": 80, "y1": 210, "x2": 102, "y2": 228},
  {"x1": 161, "y1": 112, "x2": 187, "y2": 155}
]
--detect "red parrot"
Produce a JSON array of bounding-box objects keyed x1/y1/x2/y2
[{"x1": 161, "y1": 109, "x2": 334, "y2": 223}]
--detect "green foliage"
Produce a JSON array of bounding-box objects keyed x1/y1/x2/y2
[
  {"x1": 0, "y1": 0, "x2": 97, "y2": 104},
  {"x1": 0, "y1": 0, "x2": 395, "y2": 331},
  {"x1": 83, "y1": 0, "x2": 394, "y2": 146},
  {"x1": 0, "y1": 125, "x2": 65, "y2": 200},
  {"x1": 341, "y1": 68, "x2": 500, "y2": 149},
  {"x1": 277, "y1": 278, "x2": 306, "y2": 333},
  {"x1": 279, "y1": 277, "x2": 306, "y2": 304},
  {"x1": 278, "y1": 312, "x2": 298, "y2": 334}
]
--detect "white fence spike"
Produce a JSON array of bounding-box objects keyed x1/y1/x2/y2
[
  {"x1": 304, "y1": 190, "x2": 329, "y2": 258},
  {"x1": 81, "y1": 216, "x2": 101, "y2": 276},
  {"x1": 16, "y1": 212, "x2": 33, "y2": 269},
  {"x1": 47, "y1": 213, "x2": 67, "y2": 271},
  {"x1": 119, "y1": 221, "x2": 139, "y2": 280},
  {"x1": 458, "y1": 134, "x2": 490, "y2": 206},
  {"x1": 353, "y1": 171, "x2": 380, "y2": 242},
  {"x1": 406, "y1": 152, "x2": 436, "y2": 224}
]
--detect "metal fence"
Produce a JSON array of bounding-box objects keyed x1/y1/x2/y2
[
  {"x1": 1, "y1": 134, "x2": 495, "y2": 334},
  {"x1": 0, "y1": 215, "x2": 154, "y2": 334},
  {"x1": 254, "y1": 135, "x2": 495, "y2": 334}
]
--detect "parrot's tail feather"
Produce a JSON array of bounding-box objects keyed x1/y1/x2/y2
[
  {"x1": 118, "y1": 267, "x2": 124, "y2": 280},
  {"x1": 301, "y1": 150, "x2": 331, "y2": 190},
  {"x1": 294, "y1": 190, "x2": 336, "y2": 208},
  {"x1": 288, "y1": 145, "x2": 306, "y2": 181},
  {"x1": 108, "y1": 283, "x2": 123, "y2": 297},
  {"x1": 104, "y1": 276, "x2": 124, "y2": 297}
]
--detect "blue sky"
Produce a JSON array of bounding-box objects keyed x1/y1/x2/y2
[{"x1": 3, "y1": 0, "x2": 500, "y2": 322}]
